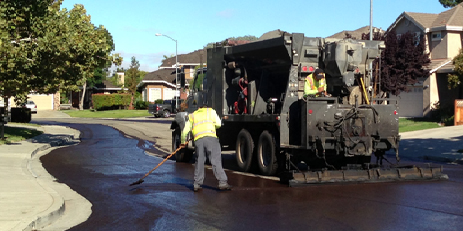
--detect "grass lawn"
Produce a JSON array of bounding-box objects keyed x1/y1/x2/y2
[
  {"x1": 399, "y1": 118, "x2": 441, "y2": 133},
  {"x1": 0, "y1": 124, "x2": 43, "y2": 145},
  {"x1": 62, "y1": 109, "x2": 151, "y2": 118}
]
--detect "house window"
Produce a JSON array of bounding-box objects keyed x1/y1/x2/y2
[
  {"x1": 397, "y1": 34, "x2": 402, "y2": 40},
  {"x1": 432, "y1": 32, "x2": 441, "y2": 41},
  {"x1": 413, "y1": 32, "x2": 421, "y2": 46}
]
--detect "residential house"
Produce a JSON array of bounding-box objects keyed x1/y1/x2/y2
[
  {"x1": 67, "y1": 72, "x2": 127, "y2": 109},
  {"x1": 138, "y1": 68, "x2": 179, "y2": 102},
  {"x1": 328, "y1": 25, "x2": 385, "y2": 39},
  {"x1": 138, "y1": 49, "x2": 207, "y2": 103},
  {"x1": 387, "y1": 3, "x2": 463, "y2": 117}
]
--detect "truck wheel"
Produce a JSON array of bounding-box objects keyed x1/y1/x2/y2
[
  {"x1": 163, "y1": 110, "x2": 171, "y2": 118},
  {"x1": 257, "y1": 131, "x2": 278, "y2": 176},
  {"x1": 172, "y1": 128, "x2": 192, "y2": 162},
  {"x1": 236, "y1": 129, "x2": 254, "y2": 172}
]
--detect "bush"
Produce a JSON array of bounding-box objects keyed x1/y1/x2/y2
[
  {"x1": 431, "y1": 101, "x2": 454, "y2": 126},
  {"x1": 135, "y1": 100, "x2": 149, "y2": 110},
  {"x1": 92, "y1": 93, "x2": 131, "y2": 111},
  {"x1": 154, "y1": 99, "x2": 163, "y2": 104}
]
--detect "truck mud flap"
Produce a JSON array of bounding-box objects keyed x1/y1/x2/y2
[{"x1": 281, "y1": 165, "x2": 448, "y2": 186}]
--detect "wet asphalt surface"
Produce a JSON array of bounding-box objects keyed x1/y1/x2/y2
[{"x1": 35, "y1": 118, "x2": 463, "y2": 231}]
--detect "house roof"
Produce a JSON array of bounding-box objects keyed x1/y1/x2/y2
[
  {"x1": 405, "y1": 12, "x2": 438, "y2": 29},
  {"x1": 429, "y1": 59, "x2": 455, "y2": 74},
  {"x1": 159, "y1": 49, "x2": 207, "y2": 68},
  {"x1": 389, "y1": 3, "x2": 463, "y2": 32},
  {"x1": 327, "y1": 26, "x2": 384, "y2": 39},
  {"x1": 143, "y1": 68, "x2": 176, "y2": 82},
  {"x1": 432, "y1": 3, "x2": 463, "y2": 27}
]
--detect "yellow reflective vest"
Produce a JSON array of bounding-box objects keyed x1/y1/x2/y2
[
  {"x1": 182, "y1": 108, "x2": 222, "y2": 141},
  {"x1": 304, "y1": 73, "x2": 326, "y2": 96}
]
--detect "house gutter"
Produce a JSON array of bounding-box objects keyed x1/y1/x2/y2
[{"x1": 430, "y1": 59, "x2": 453, "y2": 73}]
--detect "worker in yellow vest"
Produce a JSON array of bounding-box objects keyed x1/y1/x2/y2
[
  {"x1": 182, "y1": 101, "x2": 231, "y2": 192},
  {"x1": 304, "y1": 68, "x2": 328, "y2": 97}
]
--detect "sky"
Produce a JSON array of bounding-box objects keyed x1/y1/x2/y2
[{"x1": 60, "y1": 0, "x2": 448, "y2": 72}]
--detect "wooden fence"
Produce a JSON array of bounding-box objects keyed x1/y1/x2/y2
[{"x1": 456, "y1": 99, "x2": 463, "y2": 126}]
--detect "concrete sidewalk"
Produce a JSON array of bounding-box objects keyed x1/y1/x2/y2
[
  {"x1": 0, "y1": 123, "x2": 91, "y2": 231},
  {"x1": 394, "y1": 125, "x2": 463, "y2": 164}
]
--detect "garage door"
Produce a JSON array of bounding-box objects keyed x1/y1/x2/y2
[
  {"x1": 396, "y1": 87, "x2": 423, "y2": 117},
  {"x1": 28, "y1": 94, "x2": 54, "y2": 111},
  {"x1": 162, "y1": 88, "x2": 175, "y2": 100},
  {"x1": 149, "y1": 88, "x2": 162, "y2": 102}
]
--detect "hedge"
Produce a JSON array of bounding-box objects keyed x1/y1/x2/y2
[
  {"x1": 92, "y1": 93, "x2": 131, "y2": 110},
  {"x1": 135, "y1": 100, "x2": 149, "y2": 110}
]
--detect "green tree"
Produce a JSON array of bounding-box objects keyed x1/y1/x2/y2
[
  {"x1": 162, "y1": 54, "x2": 174, "y2": 61},
  {"x1": 63, "y1": 6, "x2": 122, "y2": 110},
  {"x1": 125, "y1": 56, "x2": 141, "y2": 109},
  {"x1": 0, "y1": 0, "x2": 62, "y2": 138},
  {"x1": 439, "y1": 0, "x2": 463, "y2": 8},
  {"x1": 448, "y1": 49, "x2": 463, "y2": 89}
]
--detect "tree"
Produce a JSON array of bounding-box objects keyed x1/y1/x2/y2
[
  {"x1": 439, "y1": 0, "x2": 463, "y2": 8},
  {"x1": 162, "y1": 54, "x2": 174, "y2": 61},
  {"x1": 60, "y1": 5, "x2": 122, "y2": 110},
  {"x1": 0, "y1": 0, "x2": 63, "y2": 139},
  {"x1": 379, "y1": 29, "x2": 430, "y2": 96},
  {"x1": 125, "y1": 56, "x2": 141, "y2": 109},
  {"x1": 448, "y1": 49, "x2": 463, "y2": 89}
]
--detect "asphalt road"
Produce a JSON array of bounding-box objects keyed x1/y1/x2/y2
[{"x1": 34, "y1": 118, "x2": 463, "y2": 231}]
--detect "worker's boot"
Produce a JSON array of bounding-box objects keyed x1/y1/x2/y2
[
  {"x1": 193, "y1": 184, "x2": 202, "y2": 192},
  {"x1": 218, "y1": 183, "x2": 232, "y2": 191}
]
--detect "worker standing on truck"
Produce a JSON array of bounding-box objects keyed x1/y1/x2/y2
[
  {"x1": 182, "y1": 102, "x2": 231, "y2": 192},
  {"x1": 304, "y1": 68, "x2": 328, "y2": 97}
]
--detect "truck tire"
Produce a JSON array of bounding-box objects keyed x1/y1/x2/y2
[
  {"x1": 163, "y1": 110, "x2": 171, "y2": 118},
  {"x1": 257, "y1": 130, "x2": 278, "y2": 176},
  {"x1": 236, "y1": 129, "x2": 254, "y2": 172},
  {"x1": 172, "y1": 128, "x2": 192, "y2": 162}
]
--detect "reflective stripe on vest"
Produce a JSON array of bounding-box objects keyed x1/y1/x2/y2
[{"x1": 190, "y1": 108, "x2": 217, "y2": 140}]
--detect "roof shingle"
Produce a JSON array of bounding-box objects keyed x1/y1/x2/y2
[
  {"x1": 159, "y1": 49, "x2": 207, "y2": 68},
  {"x1": 327, "y1": 26, "x2": 384, "y2": 39},
  {"x1": 143, "y1": 68, "x2": 176, "y2": 82}
]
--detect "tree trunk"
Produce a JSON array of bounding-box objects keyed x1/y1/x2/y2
[
  {"x1": 79, "y1": 82, "x2": 87, "y2": 110},
  {"x1": 1, "y1": 97, "x2": 9, "y2": 140},
  {"x1": 129, "y1": 93, "x2": 134, "y2": 110}
]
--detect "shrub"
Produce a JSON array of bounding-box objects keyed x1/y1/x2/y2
[
  {"x1": 431, "y1": 101, "x2": 454, "y2": 126},
  {"x1": 154, "y1": 99, "x2": 163, "y2": 104},
  {"x1": 92, "y1": 93, "x2": 131, "y2": 111},
  {"x1": 135, "y1": 100, "x2": 149, "y2": 110}
]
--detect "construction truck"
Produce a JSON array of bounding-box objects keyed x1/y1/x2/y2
[{"x1": 171, "y1": 30, "x2": 447, "y2": 185}]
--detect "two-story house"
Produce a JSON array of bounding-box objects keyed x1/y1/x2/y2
[
  {"x1": 138, "y1": 49, "x2": 207, "y2": 103},
  {"x1": 388, "y1": 3, "x2": 463, "y2": 117}
]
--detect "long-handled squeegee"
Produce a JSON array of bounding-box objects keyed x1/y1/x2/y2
[{"x1": 129, "y1": 140, "x2": 190, "y2": 186}]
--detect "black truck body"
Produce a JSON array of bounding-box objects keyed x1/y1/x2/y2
[
  {"x1": 172, "y1": 31, "x2": 446, "y2": 184},
  {"x1": 148, "y1": 103, "x2": 172, "y2": 118}
]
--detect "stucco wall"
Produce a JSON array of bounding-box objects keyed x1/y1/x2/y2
[
  {"x1": 395, "y1": 19, "x2": 422, "y2": 34},
  {"x1": 430, "y1": 31, "x2": 447, "y2": 59},
  {"x1": 447, "y1": 32, "x2": 462, "y2": 58}
]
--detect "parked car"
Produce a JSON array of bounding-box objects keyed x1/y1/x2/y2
[
  {"x1": 149, "y1": 102, "x2": 172, "y2": 118},
  {"x1": 148, "y1": 99, "x2": 184, "y2": 118},
  {"x1": 23, "y1": 100, "x2": 37, "y2": 114}
]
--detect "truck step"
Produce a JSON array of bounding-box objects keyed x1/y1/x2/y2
[{"x1": 281, "y1": 165, "x2": 448, "y2": 186}]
